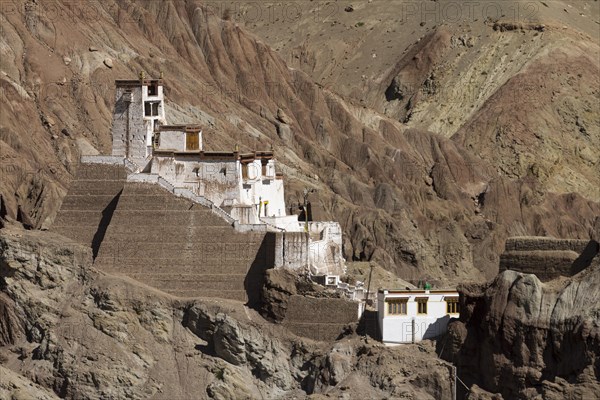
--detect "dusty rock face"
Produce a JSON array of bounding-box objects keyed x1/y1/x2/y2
[
  {"x1": 0, "y1": 226, "x2": 457, "y2": 399},
  {"x1": 260, "y1": 269, "x2": 300, "y2": 321},
  {"x1": 442, "y1": 255, "x2": 600, "y2": 399}
]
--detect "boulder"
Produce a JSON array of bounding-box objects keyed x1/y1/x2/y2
[{"x1": 276, "y1": 108, "x2": 292, "y2": 124}]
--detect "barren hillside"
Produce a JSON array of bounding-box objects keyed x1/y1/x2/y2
[
  {"x1": 245, "y1": 0, "x2": 600, "y2": 199},
  {"x1": 1, "y1": 0, "x2": 598, "y2": 285}
]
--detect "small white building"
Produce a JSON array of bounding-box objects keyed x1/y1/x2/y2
[{"x1": 377, "y1": 288, "x2": 460, "y2": 344}]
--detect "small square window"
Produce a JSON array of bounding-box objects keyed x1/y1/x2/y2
[
  {"x1": 416, "y1": 298, "x2": 428, "y2": 314},
  {"x1": 446, "y1": 297, "x2": 459, "y2": 314},
  {"x1": 387, "y1": 299, "x2": 408, "y2": 315},
  {"x1": 186, "y1": 132, "x2": 199, "y2": 151},
  {"x1": 148, "y1": 83, "x2": 158, "y2": 96},
  {"x1": 144, "y1": 102, "x2": 159, "y2": 117}
]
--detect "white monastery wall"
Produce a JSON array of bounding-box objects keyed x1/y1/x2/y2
[{"x1": 377, "y1": 290, "x2": 459, "y2": 344}]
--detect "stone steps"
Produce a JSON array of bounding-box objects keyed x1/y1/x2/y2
[
  {"x1": 73, "y1": 164, "x2": 127, "y2": 180},
  {"x1": 53, "y1": 210, "x2": 110, "y2": 227},
  {"x1": 96, "y1": 229, "x2": 262, "y2": 243},
  {"x1": 94, "y1": 261, "x2": 255, "y2": 275},
  {"x1": 163, "y1": 289, "x2": 247, "y2": 302},
  {"x1": 69, "y1": 180, "x2": 126, "y2": 195},
  {"x1": 131, "y1": 273, "x2": 252, "y2": 290},
  {"x1": 52, "y1": 226, "x2": 99, "y2": 245},
  {"x1": 51, "y1": 164, "x2": 126, "y2": 251},
  {"x1": 116, "y1": 195, "x2": 194, "y2": 211},
  {"x1": 92, "y1": 181, "x2": 273, "y2": 303},
  {"x1": 106, "y1": 210, "x2": 232, "y2": 226},
  {"x1": 58, "y1": 195, "x2": 120, "y2": 211},
  {"x1": 54, "y1": 168, "x2": 273, "y2": 304},
  {"x1": 94, "y1": 246, "x2": 263, "y2": 261}
]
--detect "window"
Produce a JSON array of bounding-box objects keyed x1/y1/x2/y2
[
  {"x1": 123, "y1": 90, "x2": 133, "y2": 103},
  {"x1": 387, "y1": 298, "x2": 408, "y2": 315},
  {"x1": 186, "y1": 132, "x2": 199, "y2": 151},
  {"x1": 144, "y1": 101, "x2": 159, "y2": 117},
  {"x1": 416, "y1": 297, "x2": 428, "y2": 314},
  {"x1": 261, "y1": 160, "x2": 268, "y2": 176},
  {"x1": 242, "y1": 163, "x2": 249, "y2": 180},
  {"x1": 446, "y1": 297, "x2": 459, "y2": 314},
  {"x1": 148, "y1": 83, "x2": 158, "y2": 96}
]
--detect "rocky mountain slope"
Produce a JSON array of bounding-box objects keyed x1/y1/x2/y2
[
  {"x1": 247, "y1": 0, "x2": 600, "y2": 199},
  {"x1": 0, "y1": 225, "x2": 457, "y2": 399},
  {"x1": 1, "y1": 0, "x2": 598, "y2": 285}
]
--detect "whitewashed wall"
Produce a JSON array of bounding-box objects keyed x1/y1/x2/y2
[
  {"x1": 238, "y1": 160, "x2": 286, "y2": 217},
  {"x1": 151, "y1": 156, "x2": 239, "y2": 207},
  {"x1": 377, "y1": 291, "x2": 459, "y2": 344}
]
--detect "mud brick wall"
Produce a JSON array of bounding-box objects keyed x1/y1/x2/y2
[
  {"x1": 504, "y1": 237, "x2": 589, "y2": 253},
  {"x1": 93, "y1": 182, "x2": 276, "y2": 304},
  {"x1": 500, "y1": 237, "x2": 599, "y2": 281},
  {"x1": 282, "y1": 295, "x2": 359, "y2": 341},
  {"x1": 52, "y1": 164, "x2": 126, "y2": 256}
]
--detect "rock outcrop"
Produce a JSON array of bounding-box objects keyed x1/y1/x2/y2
[
  {"x1": 1, "y1": 226, "x2": 457, "y2": 399},
  {"x1": 441, "y1": 251, "x2": 600, "y2": 399}
]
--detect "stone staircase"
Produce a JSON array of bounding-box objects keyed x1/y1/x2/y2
[
  {"x1": 52, "y1": 164, "x2": 126, "y2": 256},
  {"x1": 93, "y1": 182, "x2": 275, "y2": 304}
]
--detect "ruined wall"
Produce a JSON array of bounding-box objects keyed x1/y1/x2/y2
[
  {"x1": 111, "y1": 85, "x2": 147, "y2": 161},
  {"x1": 274, "y1": 232, "x2": 309, "y2": 271},
  {"x1": 282, "y1": 295, "x2": 359, "y2": 341},
  {"x1": 500, "y1": 236, "x2": 599, "y2": 281},
  {"x1": 308, "y1": 222, "x2": 346, "y2": 276},
  {"x1": 111, "y1": 82, "x2": 165, "y2": 166}
]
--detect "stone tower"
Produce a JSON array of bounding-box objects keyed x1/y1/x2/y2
[{"x1": 111, "y1": 74, "x2": 166, "y2": 166}]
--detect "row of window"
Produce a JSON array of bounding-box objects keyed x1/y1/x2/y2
[{"x1": 386, "y1": 297, "x2": 459, "y2": 315}]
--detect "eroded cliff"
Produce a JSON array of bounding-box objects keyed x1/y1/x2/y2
[
  {"x1": 0, "y1": 225, "x2": 456, "y2": 399},
  {"x1": 442, "y1": 242, "x2": 600, "y2": 399}
]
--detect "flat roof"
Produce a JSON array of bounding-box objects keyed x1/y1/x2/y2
[
  {"x1": 115, "y1": 79, "x2": 164, "y2": 87},
  {"x1": 379, "y1": 288, "x2": 458, "y2": 294},
  {"x1": 154, "y1": 149, "x2": 277, "y2": 161},
  {"x1": 158, "y1": 124, "x2": 202, "y2": 132}
]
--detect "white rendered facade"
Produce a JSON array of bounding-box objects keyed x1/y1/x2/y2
[{"x1": 377, "y1": 289, "x2": 460, "y2": 344}]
